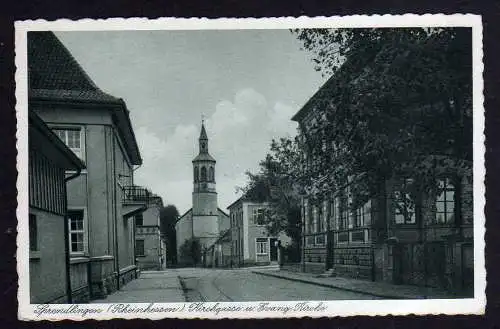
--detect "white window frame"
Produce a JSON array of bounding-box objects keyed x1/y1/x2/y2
[
  {"x1": 51, "y1": 125, "x2": 86, "y2": 162},
  {"x1": 435, "y1": 178, "x2": 456, "y2": 224},
  {"x1": 252, "y1": 207, "x2": 266, "y2": 226},
  {"x1": 68, "y1": 208, "x2": 88, "y2": 256},
  {"x1": 394, "y1": 178, "x2": 416, "y2": 224},
  {"x1": 255, "y1": 237, "x2": 269, "y2": 256}
]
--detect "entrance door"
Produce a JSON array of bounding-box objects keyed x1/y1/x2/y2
[{"x1": 270, "y1": 238, "x2": 278, "y2": 262}]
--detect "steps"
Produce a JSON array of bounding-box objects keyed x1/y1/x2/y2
[{"x1": 316, "y1": 268, "x2": 336, "y2": 278}]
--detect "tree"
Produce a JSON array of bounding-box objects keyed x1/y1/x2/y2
[
  {"x1": 240, "y1": 138, "x2": 303, "y2": 252},
  {"x1": 178, "y1": 237, "x2": 201, "y2": 266},
  {"x1": 159, "y1": 204, "x2": 179, "y2": 265},
  {"x1": 292, "y1": 27, "x2": 473, "y2": 205}
]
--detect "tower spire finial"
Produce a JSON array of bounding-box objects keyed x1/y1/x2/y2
[{"x1": 201, "y1": 113, "x2": 205, "y2": 125}]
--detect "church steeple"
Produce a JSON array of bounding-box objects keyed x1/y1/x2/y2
[{"x1": 199, "y1": 120, "x2": 208, "y2": 154}]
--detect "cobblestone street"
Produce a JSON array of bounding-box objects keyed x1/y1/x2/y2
[{"x1": 180, "y1": 268, "x2": 381, "y2": 301}]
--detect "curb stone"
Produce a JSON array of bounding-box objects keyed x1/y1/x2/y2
[{"x1": 252, "y1": 270, "x2": 433, "y2": 299}]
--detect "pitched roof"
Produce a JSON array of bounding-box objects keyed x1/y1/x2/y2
[
  {"x1": 28, "y1": 31, "x2": 142, "y2": 165},
  {"x1": 28, "y1": 31, "x2": 120, "y2": 104}
]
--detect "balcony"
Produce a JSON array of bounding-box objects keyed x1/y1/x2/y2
[
  {"x1": 121, "y1": 185, "x2": 149, "y2": 219},
  {"x1": 123, "y1": 185, "x2": 163, "y2": 205}
]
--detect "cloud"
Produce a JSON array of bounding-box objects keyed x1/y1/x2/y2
[{"x1": 134, "y1": 88, "x2": 298, "y2": 213}]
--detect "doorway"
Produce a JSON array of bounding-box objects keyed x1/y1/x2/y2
[{"x1": 269, "y1": 238, "x2": 278, "y2": 262}]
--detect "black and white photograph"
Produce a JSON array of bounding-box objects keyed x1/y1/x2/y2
[{"x1": 15, "y1": 16, "x2": 485, "y2": 319}]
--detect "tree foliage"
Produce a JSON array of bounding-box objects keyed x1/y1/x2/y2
[
  {"x1": 159, "y1": 204, "x2": 179, "y2": 264},
  {"x1": 178, "y1": 237, "x2": 201, "y2": 266},
  {"x1": 291, "y1": 27, "x2": 473, "y2": 205},
  {"x1": 240, "y1": 137, "x2": 303, "y2": 245}
]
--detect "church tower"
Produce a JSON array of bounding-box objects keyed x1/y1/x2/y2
[{"x1": 192, "y1": 121, "x2": 219, "y2": 247}]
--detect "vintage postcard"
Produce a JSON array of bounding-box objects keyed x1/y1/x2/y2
[{"x1": 15, "y1": 15, "x2": 485, "y2": 320}]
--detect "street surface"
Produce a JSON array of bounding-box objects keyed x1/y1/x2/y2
[
  {"x1": 94, "y1": 270, "x2": 185, "y2": 303},
  {"x1": 94, "y1": 267, "x2": 380, "y2": 303},
  {"x1": 178, "y1": 267, "x2": 380, "y2": 301}
]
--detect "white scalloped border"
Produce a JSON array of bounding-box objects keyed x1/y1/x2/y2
[{"x1": 15, "y1": 14, "x2": 485, "y2": 320}]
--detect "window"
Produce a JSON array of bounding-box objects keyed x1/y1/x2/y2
[
  {"x1": 307, "y1": 204, "x2": 314, "y2": 233},
  {"x1": 337, "y1": 194, "x2": 348, "y2": 230},
  {"x1": 256, "y1": 238, "x2": 268, "y2": 255},
  {"x1": 68, "y1": 210, "x2": 85, "y2": 254},
  {"x1": 29, "y1": 213, "x2": 38, "y2": 252},
  {"x1": 318, "y1": 203, "x2": 325, "y2": 232},
  {"x1": 435, "y1": 178, "x2": 455, "y2": 224},
  {"x1": 209, "y1": 167, "x2": 214, "y2": 182},
  {"x1": 135, "y1": 240, "x2": 145, "y2": 256},
  {"x1": 355, "y1": 200, "x2": 371, "y2": 227},
  {"x1": 135, "y1": 213, "x2": 144, "y2": 226},
  {"x1": 194, "y1": 166, "x2": 199, "y2": 182},
  {"x1": 200, "y1": 166, "x2": 207, "y2": 181},
  {"x1": 394, "y1": 179, "x2": 416, "y2": 224},
  {"x1": 253, "y1": 208, "x2": 266, "y2": 225},
  {"x1": 53, "y1": 128, "x2": 84, "y2": 161}
]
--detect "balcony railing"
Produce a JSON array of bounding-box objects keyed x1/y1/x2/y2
[{"x1": 123, "y1": 185, "x2": 155, "y2": 203}]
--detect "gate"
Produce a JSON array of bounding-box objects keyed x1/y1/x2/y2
[{"x1": 396, "y1": 242, "x2": 446, "y2": 288}]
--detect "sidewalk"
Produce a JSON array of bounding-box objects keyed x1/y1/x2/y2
[
  {"x1": 252, "y1": 269, "x2": 459, "y2": 299},
  {"x1": 93, "y1": 270, "x2": 185, "y2": 303}
]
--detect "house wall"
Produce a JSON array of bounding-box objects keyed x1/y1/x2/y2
[
  {"x1": 29, "y1": 208, "x2": 68, "y2": 303},
  {"x1": 229, "y1": 202, "x2": 244, "y2": 266},
  {"x1": 136, "y1": 226, "x2": 161, "y2": 270},
  {"x1": 228, "y1": 201, "x2": 283, "y2": 267},
  {"x1": 136, "y1": 204, "x2": 162, "y2": 270},
  {"x1": 246, "y1": 204, "x2": 269, "y2": 264},
  {"x1": 176, "y1": 211, "x2": 193, "y2": 264},
  {"x1": 33, "y1": 104, "x2": 138, "y2": 299},
  {"x1": 69, "y1": 258, "x2": 90, "y2": 303}
]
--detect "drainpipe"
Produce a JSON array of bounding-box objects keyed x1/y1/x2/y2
[
  {"x1": 113, "y1": 141, "x2": 120, "y2": 291},
  {"x1": 301, "y1": 196, "x2": 306, "y2": 272},
  {"x1": 64, "y1": 168, "x2": 82, "y2": 304}
]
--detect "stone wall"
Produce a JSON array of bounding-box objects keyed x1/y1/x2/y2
[{"x1": 332, "y1": 246, "x2": 373, "y2": 280}]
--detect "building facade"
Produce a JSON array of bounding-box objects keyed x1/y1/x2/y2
[
  {"x1": 291, "y1": 72, "x2": 474, "y2": 294},
  {"x1": 227, "y1": 198, "x2": 289, "y2": 267},
  {"x1": 28, "y1": 110, "x2": 85, "y2": 303},
  {"x1": 133, "y1": 191, "x2": 165, "y2": 271},
  {"x1": 204, "y1": 229, "x2": 232, "y2": 268},
  {"x1": 175, "y1": 122, "x2": 230, "y2": 265},
  {"x1": 28, "y1": 31, "x2": 147, "y2": 301}
]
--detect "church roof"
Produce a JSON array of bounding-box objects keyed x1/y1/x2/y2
[{"x1": 192, "y1": 153, "x2": 216, "y2": 162}]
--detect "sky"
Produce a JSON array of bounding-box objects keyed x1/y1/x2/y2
[{"x1": 55, "y1": 29, "x2": 327, "y2": 214}]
